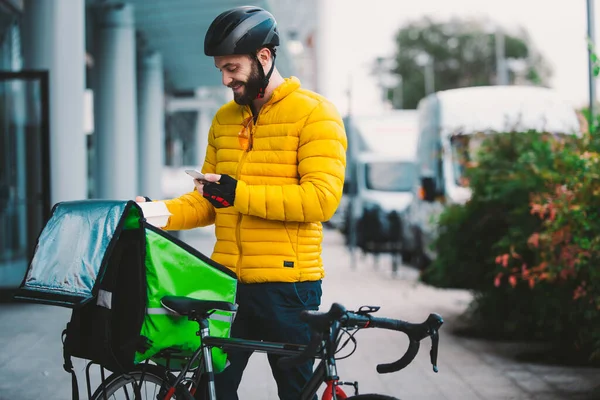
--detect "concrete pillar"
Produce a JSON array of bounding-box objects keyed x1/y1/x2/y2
[
  {"x1": 93, "y1": 3, "x2": 138, "y2": 200},
  {"x1": 172, "y1": 138, "x2": 183, "y2": 167},
  {"x1": 22, "y1": 0, "x2": 87, "y2": 204},
  {"x1": 195, "y1": 107, "x2": 212, "y2": 168},
  {"x1": 137, "y1": 51, "x2": 165, "y2": 199}
]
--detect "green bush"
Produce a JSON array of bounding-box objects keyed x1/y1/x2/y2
[
  {"x1": 422, "y1": 131, "x2": 556, "y2": 290},
  {"x1": 506, "y1": 132, "x2": 600, "y2": 361},
  {"x1": 423, "y1": 130, "x2": 600, "y2": 364}
]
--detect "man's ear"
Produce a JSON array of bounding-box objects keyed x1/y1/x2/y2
[{"x1": 256, "y1": 47, "x2": 272, "y2": 67}]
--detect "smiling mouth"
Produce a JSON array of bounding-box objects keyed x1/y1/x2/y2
[{"x1": 231, "y1": 84, "x2": 243, "y2": 92}]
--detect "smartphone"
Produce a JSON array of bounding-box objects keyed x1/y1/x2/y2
[{"x1": 185, "y1": 169, "x2": 206, "y2": 181}]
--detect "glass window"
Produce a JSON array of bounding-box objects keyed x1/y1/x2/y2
[
  {"x1": 365, "y1": 161, "x2": 416, "y2": 192},
  {"x1": 0, "y1": 73, "x2": 49, "y2": 288},
  {"x1": 450, "y1": 134, "x2": 485, "y2": 187}
]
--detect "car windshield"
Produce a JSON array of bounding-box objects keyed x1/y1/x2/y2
[
  {"x1": 365, "y1": 161, "x2": 416, "y2": 192},
  {"x1": 450, "y1": 134, "x2": 485, "y2": 187}
]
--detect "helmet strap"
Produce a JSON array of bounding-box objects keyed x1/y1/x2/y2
[{"x1": 253, "y1": 52, "x2": 276, "y2": 99}]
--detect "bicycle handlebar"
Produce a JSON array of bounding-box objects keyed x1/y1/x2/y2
[
  {"x1": 277, "y1": 303, "x2": 444, "y2": 374},
  {"x1": 355, "y1": 313, "x2": 443, "y2": 373}
]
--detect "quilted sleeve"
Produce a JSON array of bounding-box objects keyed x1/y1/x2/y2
[
  {"x1": 234, "y1": 100, "x2": 347, "y2": 222},
  {"x1": 162, "y1": 124, "x2": 217, "y2": 230}
]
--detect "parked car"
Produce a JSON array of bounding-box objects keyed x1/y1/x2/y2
[{"x1": 349, "y1": 152, "x2": 416, "y2": 257}]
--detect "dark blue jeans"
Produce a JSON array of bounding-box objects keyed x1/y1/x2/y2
[{"x1": 214, "y1": 280, "x2": 322, "y2": 400}]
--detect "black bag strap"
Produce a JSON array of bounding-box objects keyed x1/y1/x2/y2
[
  {"x1": 97, "y1": 236, "x2": 130, "y2": 375},
  {"x1": 62, "y1": 326, "x2": 80, "y2": 400}
]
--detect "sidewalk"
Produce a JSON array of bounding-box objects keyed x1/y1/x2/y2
[
  {"x1": 181, "y1": 227, "x2": 600, "y2": 400},
  {"x1": 0, "y1": 228, "x2": 598, "y2": 400}
]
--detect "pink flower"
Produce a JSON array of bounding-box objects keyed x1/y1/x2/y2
[
  {"x1": 573, "y1": 285, "x2": 587, "y2": 300},
  {"x1": 528, "y1": 233, "x2": 540, "y2": 248},
  {"x1": 494, "y1": 273, "x2": 503, "y2": 287}
]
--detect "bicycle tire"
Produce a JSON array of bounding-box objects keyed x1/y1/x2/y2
[
  {"x1": 90, "y1": 363, "x2": 177, "y2": 400},
  {"x1": 345, "y1": 395, "x2": 400, "y2": 400}
]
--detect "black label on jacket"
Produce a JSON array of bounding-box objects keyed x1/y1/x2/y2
[{"x1": 283, "y1": 261, "x2": 294, "y2": 268}]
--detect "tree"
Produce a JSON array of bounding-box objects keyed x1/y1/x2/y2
[{"x1": 380, "y1": 17, "x2": 552, "y2": 109}]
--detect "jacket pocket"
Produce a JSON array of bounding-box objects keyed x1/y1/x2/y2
[{"x1": 292, "y1": 281, "x2": 322, "y2": 309}]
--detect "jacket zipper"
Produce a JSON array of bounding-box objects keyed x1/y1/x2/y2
[
  {"x1": 234, "y1": 152, "x2": 248, "y2": 278},
  {"x1": 234, "y1": 107, "x2": 262, "y2": 278}
]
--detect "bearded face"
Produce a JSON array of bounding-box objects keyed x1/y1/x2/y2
[
  {"x1": 229, "y1": 58, "x2": 263, "y2": 105},
  {"x1": 215, "y1": 54, "x2": 265, "y2": 106}
]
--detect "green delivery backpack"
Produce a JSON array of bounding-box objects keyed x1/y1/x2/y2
[{"x1": 14, "y1": 200, "x2": 237, "y2": 388}]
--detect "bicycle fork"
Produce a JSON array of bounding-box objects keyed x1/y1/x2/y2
[
  {"x1": 320, "y1": 321, "x2": 359, "y2": 400},
  {"x1": 321, "y1": 354, "x2": 359, "y2": 400}
]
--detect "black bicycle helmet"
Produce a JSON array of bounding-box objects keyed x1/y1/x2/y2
[{"x1": 204, "y1": 6, "x2": 280, "y2": 57}]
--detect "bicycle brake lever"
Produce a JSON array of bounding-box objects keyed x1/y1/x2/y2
[
  {"x1": 430, "y1": 329, "x2": 439, "y2": 373},
  {"x1": 356, "y1": 305, "x2": 380, "y2": 315}
]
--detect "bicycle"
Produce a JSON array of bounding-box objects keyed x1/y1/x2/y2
[{"x1": 90, "y1": 296, "x2": 443, "y2": 400}]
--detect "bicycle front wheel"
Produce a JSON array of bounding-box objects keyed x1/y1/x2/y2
[
  {"x1": 346, "y1": 395, "x2": 400, "y2": 400},
  {"x1": 91, "y1": 364, "x2": 177, "y2": 400}
]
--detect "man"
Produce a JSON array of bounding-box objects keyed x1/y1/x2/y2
[{"x1": 138, "y1": 6, "x2": 346, "y2": 399}]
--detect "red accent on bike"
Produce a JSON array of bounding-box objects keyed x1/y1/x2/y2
[
  {"x1": 321, "y1": 381, "x2": 348, "y2": 400},
  {"x1": 364, "y1": 319, "x2": 371, "y2": 328},
  {"x1": 163, "y1": 386, "x2": 176, "y2": 400}
]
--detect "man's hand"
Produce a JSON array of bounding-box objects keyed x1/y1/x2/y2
[
  {"x1": 200, "y1": 173, "x2": 237, "y2": 208},
  {"x1": 135, "y1": 196, "x2": 152, "y2": 202},
  {"x1": 192, "y1": 173, "x2": 217, "y2": 196}
]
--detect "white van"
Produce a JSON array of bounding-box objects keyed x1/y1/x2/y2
[
  {"x1": 351, "y1": 152, "x2": 417, "y2": 254},
  {"x1": 330, "y1": 110, "x2": 419, "y2": 232},
  {"x1": 401, "y1": 85, "x2": 583, "y2": 268},
  {"x1": 341, "y1": 111, "x2": 419, "y2": 272}
]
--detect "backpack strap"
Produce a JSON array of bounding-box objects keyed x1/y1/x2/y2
[{"x1": 62, "y1": 326, "x2": 80, "y2": 400}]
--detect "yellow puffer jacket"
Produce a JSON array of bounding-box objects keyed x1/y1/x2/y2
[{"x1": 163, "y1": 77, "x2": 347, "y2": 283}]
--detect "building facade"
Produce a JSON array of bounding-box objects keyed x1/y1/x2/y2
[{"x1": 0, "y1": 0, "x2": 321, "y2": 288}]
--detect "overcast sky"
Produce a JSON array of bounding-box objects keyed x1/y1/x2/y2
[{"x1": 319, "y1": 0, "x2": 594, "y2": 116}]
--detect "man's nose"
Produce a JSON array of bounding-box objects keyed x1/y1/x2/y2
[{"x1": 222, "y1": 73, "x2": 232, "y2": 87}]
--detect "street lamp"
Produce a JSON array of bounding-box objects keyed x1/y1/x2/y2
[
  {"x1": 392, "y1": 75, "x2": 404, "y2": 109},
  {"x1": 416, "y1": 53, "x2": 435, "y2": 95},
  {"x1": 495, "y1": 27, "x2": 509, "y2": 85},
  {"x1": 483, "y1": 23, "x2": 511, "y2": 85},
  {"x1": 375, "y1": 56, "x2": 402, "y2": 108},
  {"x1": 587, "y1": 0, "x2": 596, "y2": 125}
]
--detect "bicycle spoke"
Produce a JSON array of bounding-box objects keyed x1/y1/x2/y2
[
  {"x1": 123, "y1": 383, "x2": 131, "y2": 400},
  {"x1": 94, "y1": 370, "x2": 174, "y2": 400}
]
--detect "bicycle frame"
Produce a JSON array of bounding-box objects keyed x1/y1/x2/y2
[
  {"x1": 89, "y1": 304, "x2": 443, "y2": 400},
  {"x1": 203, "y1": 337, "x2": 340, "y2": 400},
  {"x1": 168, "y1": 318, "x2": 354, "y2": 400}
]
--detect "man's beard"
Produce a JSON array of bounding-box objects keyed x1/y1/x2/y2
[{"x1": 230, "y1": 60, "x2": 263, "y2": 106}]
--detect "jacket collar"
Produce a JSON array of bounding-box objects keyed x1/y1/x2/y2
[
  {"x1": 264, "y1": 76, "x2": 301, "y2": 106},
  {"x1": 242, "y1": 76, "x2": 301, "y2": 118}
]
